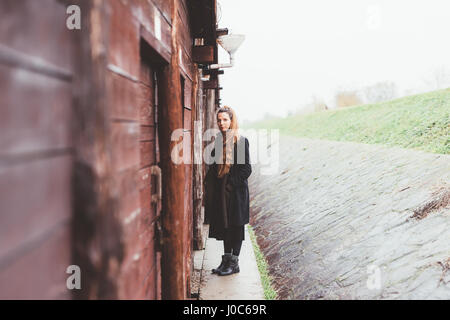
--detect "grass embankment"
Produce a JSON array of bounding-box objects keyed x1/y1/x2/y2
[
  {"x1": 247, "y1": 225, "x2": 278, "y2": 300},
  {"x1": 244, "y1": 88, "x2": 450, "y2": 154}
]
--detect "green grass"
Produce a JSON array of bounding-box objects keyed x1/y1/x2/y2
[
  {"x1": 243, "y1": 88, "x2": 450, "y2": 154},
  {"x1": 247, "y1": 225, "x2": 278, "y2": 300}
]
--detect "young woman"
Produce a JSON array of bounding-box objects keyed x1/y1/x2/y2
[{"x1": 204, "y1": 106, "x2": 252, "y2": 276}]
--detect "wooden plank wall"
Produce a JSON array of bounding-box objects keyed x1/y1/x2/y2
[
  {"x1": 105, "y1": 0, "x2": 196, "y2": 299},
  {"x1": 0, "y1": 0, "x2": 75, "y2": 299},
  {"x1": 0, "y1": 0, "x2": 201, "y2": 300},
  {"x1": 178, "y1": 0, "x2": 195, "y2": 297},
  {"x1": 193, "y1": 69, "x2": 206, "y2": 250}
]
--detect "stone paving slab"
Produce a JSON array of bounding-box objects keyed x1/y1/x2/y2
[
  {"x1": 198, "y1": 225, "x2": 265, "y2": 300},
  {"x1": 249, "y1": 134, "x2": 450, "y2": 299}
]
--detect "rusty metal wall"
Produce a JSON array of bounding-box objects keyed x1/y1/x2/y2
[
  {"x1": 0, "y1": 0, "x2": 208, "y2": 300},
  {"x1": 0, "y1": 0, "x2": 76, "y2": 299},
  {"x1": 89, "y1": 0, "x2": 198, "y2": 300}
]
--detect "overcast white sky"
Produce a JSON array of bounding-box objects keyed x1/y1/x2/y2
[{"x1": 216, "y1": 0, "x2": 450, "y2": 123}]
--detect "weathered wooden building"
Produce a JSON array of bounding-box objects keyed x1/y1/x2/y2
[{"x1": 0, "y1": 0, "x2": 224, "y2": 299}]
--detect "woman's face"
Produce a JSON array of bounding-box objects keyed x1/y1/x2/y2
[{"x1": 217, "y1": 112, "x2": 231, "y2": 133}]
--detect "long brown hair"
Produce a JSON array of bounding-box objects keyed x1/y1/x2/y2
[{"x1": 216, "y1": 106, "x2": 240, "y2": 178}]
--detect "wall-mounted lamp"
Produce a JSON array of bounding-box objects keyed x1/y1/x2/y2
[{"x1": 208, "y1": 34, "x2": 245, "y2": 70}]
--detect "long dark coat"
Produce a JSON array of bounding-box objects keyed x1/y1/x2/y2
[{"x1": 204, "y1": 135, "x2": 252, "y2": 239}]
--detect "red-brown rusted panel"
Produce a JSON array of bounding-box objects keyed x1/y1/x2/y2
[
  {"x1": 0, "y1": 0, "x2": 76, "y2": 301},
  {"x1": 129, "y1": 0, "x2": 154, "y2": 33},
  {"x1": 0, "y1": 0, "x2": 212, "y2": 301},
  {"x1": 138, "y1": 166, "x2": 155, "y2": 221},
  {"x1": 178, "y1": 0, "x2": 189, "y2": 20},
  {"x1": 174, "y1": 0, "x2": 196, "y2": 297},
  {"x1": 0, "y1": 0, "x2": 75, "y2": 72},
  {"x1": 136, "y1": 232, "x2": 159, "y2": 299},
  {"x1": 202, "y1": 78, "x2": 218, "y2": 90},
  {"x1": 138, "y1": 1, "x2": 172, "y2": 63},
  {"x1": 179, "y1": 46, "x2": 194, "y2": 81},
  {"x1": 153, "y1": 1, "x2": 173, "y2": 48},
  {"x1": 0, "y1": 223, "x2": 72, "y2": 300},
  {"x1": 139, "y1": 190, "x2": 152, "y2": 220},
  {"x1": 158, "y1": 0, "x2": 187, "y2": 296},
  {"x1": 177, "y1": 2, "x2": 192, "y2": 58},
  {"x1": 107, "y1": 0, "x2": 140, "y2": 79},
  {"x1": 0, "y1": 155, "x2": 72, "y2": 263},
  {"x1": 192, "y1": 45, "x2": 215, "y2": 65},
  {"x1": 114, "y1": 163, "x2": 158, "y2": 300},
  {"x1": 121, "y1": 210, "x2": 153, "y2": 272},
  {"x1": 140, "y1": 140, "x2": 156, "y2": 168},
  {"x1": 184, "y1": 79, "x2": 192, "y2": 109},
  {"x1": 0, "y1": 65, "x2": 73, "y2": 156},
  {"x1": 141, "y1": 267, "x2": 157, "y2": 300},
  {"x1": 139, "y1": 184, "x2": 155, "y2": 225},
  {"x1": 184, "y1": 154, "x2": 193, "y2": 297},
  {"x1": 152, "y1": 0, "x2": 172, "y2": 24},
  {"x1": 140, "y1": 125, "x2": 156, "y2": 142},
  {"x1": 115, "y1": 167, "x2": 141, "y2": 224},
  {"x1": 139, "y1": 59, "x2": 155, "y2": 88},
  {"x1": 137, "y1": 26, "x2": 162, "y2": 300},
  {"x1": 110, "y1": 121, "x2": 140, "y2": 172},
  {"x1": 137, "y1": 221, "x2": 157, "y2": 280},
  {"x1": 156, "y1": 251, "x2": 162, "y2": 299},
  {"x1": 138, "y1": 166, "x2": 152, "y2": 191},
  {"x1": 119, "y1": 173, "x2": 158, "y2": 298},
  {"x1": 118, "y1": 227, "x2": 154, "y2": 299},
  {"x1": 183, "y1": 128, "x2": 193, "y2": 298},
  {"x1": 184, "y1": 109, "x2": 192, "y2": 130},
  {"x1": 107, "y1": 70, "x2": 140, "y2": 121},
  {"x1": 138, "y1": 83, "x2": 155, "y2": 125}
]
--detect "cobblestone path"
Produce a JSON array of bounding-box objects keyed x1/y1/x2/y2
[{"x1": 249, "y1": 134, "x2": 450, "y2": 299}]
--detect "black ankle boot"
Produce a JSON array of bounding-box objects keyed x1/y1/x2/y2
[
  {"x1": 212, "y1": 254, "x2": 231, "y2": 274},
  {"x1": 218, "y1": 255, "x2": 240, "y2": 276}
]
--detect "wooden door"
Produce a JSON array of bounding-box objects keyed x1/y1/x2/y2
[{"x1": 138, "y1": 55, "x2": 162, "y2": 300}]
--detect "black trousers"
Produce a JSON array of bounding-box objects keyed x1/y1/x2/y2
[{"x1": 223, "y1": 225, "x2": 245, "y2": 256}]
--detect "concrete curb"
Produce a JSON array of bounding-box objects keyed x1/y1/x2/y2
[{"x1": 197, "y1": 225, "x2": 265, "y2": 300}]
